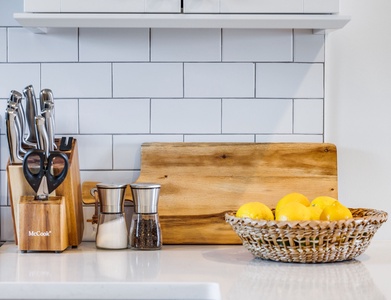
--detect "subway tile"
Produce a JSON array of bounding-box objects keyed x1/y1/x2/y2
[
  {"x1": 294, "y1": 29, "x2": 325, "y2": 62},
  {"x1": 0, "y1": 29, "x2": 6, "y2": 62},
  {"x1": 0, "y1": 171, "x2": 7, "y2": 206},
  {"x1": 222, "y1": 98, "x2": 292, "y2": 134},
  {"x1": 79, "y1": 28, "x2": 149, "y2": 62},
  {"x1": 184, "y1": 135, "x2": 255, "y2": 142},
  {"x1": 293, "y1": 99, "x2": 324, "y2": 134},
  {"x1": 1, "y1": 206, "x2": 14, "y2": 241},
  {"x1": 79, "y1": 98, "x2": 150, "y2": 134},
  {"x1": 184, "y1": 63, "x2": 254, "y2": 98},
  {"x1": 113, "y1": 63, "x2": 183, "y2": 98},
  {"x1": 0, "y1": 0, "x2": 23, "y2": 26},
  {"x1": 76, "y1": 135, "x2": 113, "y2": 170},
  {"x1": 80, "y1": 170, "x2": 140, "y2": 184},
  {"x1": 256, "y1": 134, "x2": 323, "y2": 142},
  {"x1": 223, "y1": 29, "x2": 292, "y2": 62},
  {"x1": 8, "y1": 28, "x2": 78, "y2": 62},
  {"x1": 55, "y1": 99, "x2": 79, "y2": 134},
  {"x1": 0, "y1": 99, "x2": 6, "y2": 136},
  {"x1": 113, "y1": 135, "x2": 183, "y2": 170},
  {"x1": 151, "y1": 29, "x2": 221, "y2": 62},
  {"x1": 0, "y1": 135, "x2": 8, "y2": 171},
  {"x1": 41, "y1": 63, "x2": 112, "y2": 98},
  {"x1": 256, "y1": 63, "x2": 323, "y2": 98},
  {"x1": 0, "y1": 64, "x2": 40, "y2": 99},
  {"x1": 151, "y1": 98, "x2": 221, "y2": 134}
]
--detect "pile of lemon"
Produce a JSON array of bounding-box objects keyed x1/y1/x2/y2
[{"x1": 236, "y1": 192, "x2": 353, "y2": 221}]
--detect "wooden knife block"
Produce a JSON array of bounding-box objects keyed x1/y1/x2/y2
[
  {"x1": 7, "y1": 139, "x2": 84, "y2": 247},
  {"x1": 18, "y1": 196, "x2": 68, "y2": 252}
]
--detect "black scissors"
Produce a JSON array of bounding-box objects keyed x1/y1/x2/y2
[{"x1": 23, "y1": 149, "x2": 69, "y2": 200}]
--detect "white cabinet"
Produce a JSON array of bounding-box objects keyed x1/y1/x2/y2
[
  {"x1": 24, "y1": 0, "x2": 181, "y2": 13},
  {"x1": 24, "y1": 0, "x2": 338, "y2": 14},
  {"x1": 185, "y1": 0, "x2": 339, "y2": 13}
]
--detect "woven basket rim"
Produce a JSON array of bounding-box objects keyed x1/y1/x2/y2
[{"x1": 225, "y1": 207, "x2": 388, "y2": 228}]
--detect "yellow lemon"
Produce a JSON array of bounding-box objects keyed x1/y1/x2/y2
[
  {"x1": 236, "y1": 202, "x2": 274, "y2": 220},
  {"x1": 311, "y1": 196, "x2": 338, "y2": 210},
  {"x1": 275, "y1": 192, "x2": 310, "y2": 213},
  {"x1": 308, "y1": 205, "x2": 323, "y2": 220},
  {"x1": 320, "y1": 201, "x2": 353, "y2": 221},
  {"x1": 275, "y1": 202, "x2": 311, "y2": 221}
]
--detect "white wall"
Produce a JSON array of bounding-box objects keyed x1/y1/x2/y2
[{"x1": 326, "y1": 0, "x2": 391, "y2": 239}]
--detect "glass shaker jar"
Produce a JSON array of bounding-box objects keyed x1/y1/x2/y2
[
  {"x1": 129, "y1": 183, "x2": 162, "y2": 250},
  {"x1": 93, "y1": 183, "x2": 128, "y2": 250}
]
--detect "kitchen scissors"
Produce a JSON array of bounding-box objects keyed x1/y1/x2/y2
[{"x1": 23, "y1": 149, "x2": 69, "y2": 200}]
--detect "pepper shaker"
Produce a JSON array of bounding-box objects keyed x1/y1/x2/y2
[{"x1": 129, "y1": 183, "x2": 162, "y2": 250}]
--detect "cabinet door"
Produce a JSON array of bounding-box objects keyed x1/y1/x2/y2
[
  {"x1": 61, "y1": 0, "x2": 145, "y2": 13},
  {"x1": 304, "y1": 0, "x2": 339, "y2": 13},
  {"x1": 146, "y1": 0, "x2": 181, "y2": 13},
  {"x1": 24, "y1": 0, "x2": 61, "y2": 12},
  {"x1": 220, "y1": 0, "x2": 303, "y2": 13},
  {"x1": 184, "y1": 0, "x2": 220, "y2": 13}
]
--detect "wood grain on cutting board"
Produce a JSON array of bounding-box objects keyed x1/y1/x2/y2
[{"x1": 83, "y1": 143, "x2": 338, "y2": 244}]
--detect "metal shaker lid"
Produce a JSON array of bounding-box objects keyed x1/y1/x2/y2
[
  {"x1": 130, "y1": 183, "x2": 161, "y2": 213},
  {"x1": 96, "y1": 183, "x2": 127, "y2": 213}
]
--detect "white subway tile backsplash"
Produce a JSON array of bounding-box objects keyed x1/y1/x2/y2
[
  {"x1": 0, "y1": 135, "x2": 8, "y2": 171},
  {"x1": 151, "y1": 29, "x2": 221, "y2": 62},
  {"x1": 1, "y1": 171, "x2": 7, "y2": 206},
  {"x1": 0, "y1": 29, "x2": 6, "y2": 62},
  {"x1": 79, "y1": 98, "x2": 150, "y2": 134},
  {"x1": 0, "y1": 0, "x2": 23, "y2": 26},
  {"x1": 0, "y1": 64, "x2": 40, "y2": 98},
  {"x1": 256, "y1": 63, "x2": 323, "y2": 98},
  {"x1": 113, "y1": 63, "x2": 183, "y2": 98},
  {"x1": 54, "y1": 99, "x2": 79, "y2": 134},
  {"x1": 222, "y1": 98, "x2": 292, "y2": 134},
  {"x1": 80, "y1": 170, "x2": 140, "y2": 184},
  {"x1": 151, "y1": 98, "x2": 221, "y2": 134},
  {"x1": 223, "y1": 29, "x2": 292, "y2": 62},
  {"x1": 0, "y1": 14, "x2": 327, "y2": 240},
  {"x1": 294, "y1": 29, "x2": 325, "y2": 62},
  {"x1": 293, "y1": 99, "x2": 324, "y2": 134},
  {"x1": 113, "y1": 135, "x2": 183, "y2": 169},
  {"x1": 41, "y1": 63, "x2": 112, "y2": 98},
  {"x1": 0, "y1": 206, "x2": 14, "y2": 241},
  {"x1": 76, "y1": 135, "x2": 113, "y2": 170},
  {"x1": 184, "y1": 63, "x2": 254, "y2": 98},
  {"x1": 8, "y1": 28, "x2": 78, "y2": 62},
  {"x1": 256, "y1": 134, "x2": 323, "y2": 142},
  {"x1": 79, "y1": 28, "x2": 149, "y2": 62},
  {"x1": 184, "y1": 135, "x2": 255, "y2": 142}
]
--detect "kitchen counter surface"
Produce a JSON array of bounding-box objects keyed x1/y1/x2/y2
[{"x1": 0, "y1": 241, "x2": 390, "y2": 300}]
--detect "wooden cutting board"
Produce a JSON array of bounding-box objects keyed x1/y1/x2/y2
[{"x1": 83, "y1": 142, "x2": 338, "y2": 244}]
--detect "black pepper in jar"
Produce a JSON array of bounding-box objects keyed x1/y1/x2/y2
[{"x1": 130, "y1": 213, "x2": 162, "y2": 250}]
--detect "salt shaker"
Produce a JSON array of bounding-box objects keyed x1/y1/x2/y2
[
  {"x1": 93, "y1": 183, "x2": 128, "y2": 250},
  {"x1": 129, "y1": 183, "x2": 162, "y2": 250}
]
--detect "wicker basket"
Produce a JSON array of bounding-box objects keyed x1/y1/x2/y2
[{"x1": 225, "y1": 208, "x2": 388, "y2": 263}]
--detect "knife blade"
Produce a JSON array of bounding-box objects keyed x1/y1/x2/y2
[
  {"x1": 9, "y1": 90, "x2": 36, "y2": 149},
  {"x1": 35, "y1": 115, "x2": 50, "y2": 158},
  {"x1": 5, "y1": 107, "x2": 24, "y2": 164},
  {"x1": 23, "y1": 85, "x2": 39, "y2": 144}
]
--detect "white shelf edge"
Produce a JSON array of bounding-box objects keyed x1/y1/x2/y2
[{"x1": 14, "y1": 13, "x2": 350, "y2": 32}]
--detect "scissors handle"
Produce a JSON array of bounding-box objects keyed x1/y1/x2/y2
[
  {"x1": 22, "y1": 150, "x2": 45, "y2": 194},
  {"x1": 46, "y1": 152, "x2": 69, "y2": 195}
]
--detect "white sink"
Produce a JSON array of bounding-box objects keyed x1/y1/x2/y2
[{"x1": 0, "y1": 282, "x2": 221, "y2": 300}]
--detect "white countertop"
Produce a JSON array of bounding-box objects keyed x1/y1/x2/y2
[{"x1": 0, "y1": 241, "x2": 390, "y2": 300}]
